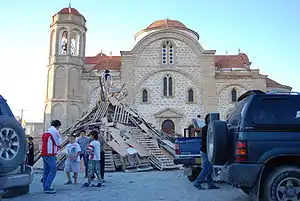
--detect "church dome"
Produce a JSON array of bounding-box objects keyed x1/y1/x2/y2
[
  {"x1": 58, "y1": 7, "x2": 82, "y2": 16},
  {"x1": 135, "y1": 19, "x2": 199, "y2": 41},
  {"x1": 146, "y1": 19, "x2": 187, "y2": 30}
]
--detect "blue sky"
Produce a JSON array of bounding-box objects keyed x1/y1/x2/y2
[{"x1": 0, "y1": 0, "x2": 299, "y2": 122}]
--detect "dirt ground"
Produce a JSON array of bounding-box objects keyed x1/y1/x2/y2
[{"x1": 7, "y1": 170, "x2": 250, "y2": 201}]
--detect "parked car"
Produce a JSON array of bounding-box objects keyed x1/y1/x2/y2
[
  {"x1": 207, "y1": 90, "x2": 300, "y2": 201},
  {"x1": 173, "y1": 115, "x2": 223, "y2": 182},
  {"x1": 0, "y1": 95, "x2": 34, "y2": 198}
]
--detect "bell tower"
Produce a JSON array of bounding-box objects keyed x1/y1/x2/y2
[{"x1": 44, "y1": 5, "x2": 87, "y2": 131}]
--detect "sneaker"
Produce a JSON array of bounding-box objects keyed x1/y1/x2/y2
[
  {"x1": 207, "y1": 185, "x2": 220, "y2": 190},
  {"x1": 96, "y1": 183, "x2": 102, "y2": 187},
  {"x1": 81, "y1": 183, "x2": 91, "y2": 188},
  {"x1": 193, "y1": 184, "x2": 205, "y2": 190},
  {"x1": 44, "y1": 188, "x2": 56, "y2": 194},
  {"x1": 64, "y1": 181, "x2": 72, "y2": 185}
]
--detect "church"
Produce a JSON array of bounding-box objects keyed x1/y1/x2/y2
[{"x1": 44, "y1": 6, "x2": 291, "y2": 134}]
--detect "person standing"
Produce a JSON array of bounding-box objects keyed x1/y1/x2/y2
[
  {"x1": 193, "y1": 114, "x2": 220, "y2": 190},
  {"x1": 77, "y1": 130, "x2": 90, "y2": 178},
  {"x1": 41, "y1": 120, "x2": 62, "y2": 194},
  {"x1": 64, "y1": 135, "x2": 81, "y2": 184},
  {"x1": 99, "y1": 132, "x2": 105, "y2": 181},
  {"x1": 82, "y1": 130, "x2": 103, "y2": 187},
  {"x1": 27, "y1": 137, "x2": 35, "y2": 166}
]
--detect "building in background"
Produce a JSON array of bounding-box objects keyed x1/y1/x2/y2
[
  {"x1": 44, "y1": 6, "x2": 292, "y2": 135},
  {"x1": 25, "y1": 122, "x2": 44, "y2": 152}
]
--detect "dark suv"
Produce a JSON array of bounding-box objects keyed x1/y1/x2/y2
[
  {"x1": 207, "y1": 90, "x2": 300, "y2": 201},
  {"x1": 0, "y1": 95, "x2": 33, "y2": 197}
]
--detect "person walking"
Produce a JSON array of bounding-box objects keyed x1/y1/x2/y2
[
  {"x1": 27, "y1": 137, "x2": 35, "y2": 166},
  {"x1": 77, "y1": 130, "x2": 90, "y2": 178},
  {"x1": 193, "y1": 114, "x2": 220, "y2": 190},
  {"x1": 40, "y1": 120, "x2": 62, "y2": 194}
]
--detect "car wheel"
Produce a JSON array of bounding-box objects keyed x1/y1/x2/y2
[
  {"x1": 187, "y1": 168, "x2": 202, "y2": 182},
  {"x1": 264, "y1": 166, "x2": 300, "y2": 201},
  {"x1": 0, "y1": 117, "x2": 26, "y2": 173},
  {"x1": 207, "y1": 120, "x2": 229, "y2": 165},
  {"x1": 1, "y1": 185, "x2": 29, "y2": 198}
]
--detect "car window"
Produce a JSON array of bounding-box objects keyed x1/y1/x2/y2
[
  {"x1": 227, "y1": 97, "x2": 249, "y2": 126},
  {"x1": 253, "y1": 98, "x2": 300, "y2": 125}
]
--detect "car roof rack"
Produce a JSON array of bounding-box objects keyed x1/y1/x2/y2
[
  {"x1": 266, "y1": 90, "x2": 300, "y2": 95},
  {"x1": 237, "y1": 90, "x2": 266, "y2": 102}
]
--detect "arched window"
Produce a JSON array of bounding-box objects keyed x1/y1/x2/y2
[
  {"x1": 60, "y1": 31, "x2": 68, "y2": 55},
  {"x1": 70, "y1": 31, "x2": 80, "y2": 56},
  {"x1": 231, "y1": 88, "x2": 237, "y2": 102},
  {"x1": 163, "y1": 74, "x2": 173, "y2": 97},
  {"x1": 142, "y1": 89, "x2": 148, "y2": 103},
  {"x1": 162, "y1": 40, "x2": 174, "y2": 65},
  {"x1": 188, "y1": 88, "x2": 194, "y2": 102}
]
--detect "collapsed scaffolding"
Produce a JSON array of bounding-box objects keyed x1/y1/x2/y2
[{"x1": 34, "y1": 70, "x2": 178, "y2": 172}]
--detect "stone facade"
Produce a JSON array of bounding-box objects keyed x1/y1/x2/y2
[{"x1": 44, "y1": 7, "x2": 292, "y2": 134}]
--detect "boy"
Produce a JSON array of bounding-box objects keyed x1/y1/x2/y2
[
  {"x1": 77, "y1": 130, "x2": 90, "y2": 178},
  {"x1": 82, "y1": 130, "x2": 103, "y2": 187},
  {"x1": 64, "y1": 135, "x2": 81, "y2": 184}
]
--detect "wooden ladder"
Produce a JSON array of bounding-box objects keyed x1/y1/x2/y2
[
  {"x1": 104, "y1": 149, "x2": 116, "y2": 172},
  {"x1": 113, "y1": 105, "x2": 129, "y2": 123}
]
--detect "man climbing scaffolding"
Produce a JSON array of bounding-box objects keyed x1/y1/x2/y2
[{"x1": 103, "y1": 70, "x2": 112, "y2": 83}]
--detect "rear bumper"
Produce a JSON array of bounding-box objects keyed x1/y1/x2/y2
[
  {"x1": 173, "y1": 156, "x2": 201, "y2": 166},
  {"x1": 224, "y1": 163, "x2": 263, "y2": 188},
  {"x1": 0, "y1": 165, "x2": 34, "y2": 193}
]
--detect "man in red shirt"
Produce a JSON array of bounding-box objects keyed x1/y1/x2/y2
[{"x1": 41, "y1": 120, "x2": 62, "y2": 194}]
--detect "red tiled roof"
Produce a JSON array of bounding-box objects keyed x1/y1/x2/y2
[
  {"x1": 215, "y1": 53, "x2": 251, "y2": 69},
  {"x1": 58, "y1": 7, "x2": 82, "y2": 16},
  {"x1": 266, "y1": 78, "x2": 291, "y2": 90},
  {"x1": 85, "y1": 53, "x2": 121, "y2": 71}
]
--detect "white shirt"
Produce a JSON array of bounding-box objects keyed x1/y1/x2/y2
[
  {"x1": 66, "y1": 142, "x2": 81, "y2": 162},
  {"x1": 88, "y1": 140, "x2": 101, "y2": 161}
]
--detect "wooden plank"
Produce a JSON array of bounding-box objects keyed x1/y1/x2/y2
[
  {"x1": 123, "y1": 132, "x2": 150, "y2": 157},
  {"x1": 107, "y1": 140, "x2": 128, "y2": 157},
  {"x1": 108, "y1": 127, "x2": 126, "y2": 145},
  {"x1": 108, "y1": 96, "x2": 120, "y2": 106}
]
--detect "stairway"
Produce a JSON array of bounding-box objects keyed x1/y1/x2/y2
[{"x1": 130, "y1": 128, "x2": 177, "y2": 171}]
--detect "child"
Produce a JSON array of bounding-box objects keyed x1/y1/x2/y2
[
  {"x1": 64, "y1": 135, "x2": 81, "y2": 184},
  {"x1": 82, "y1": 130, "x2": 103, "y2": 187}
]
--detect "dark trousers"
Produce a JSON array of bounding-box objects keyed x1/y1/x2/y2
[
  {"x1": 80, "y1": 154, "x2": 89, "y2": 177},
  {"x1": 100, "y1": 151, "x2": 105, "y2": 179},
  {"x1": 27, "y1": 153, "x2": 34, "y2": 166}
]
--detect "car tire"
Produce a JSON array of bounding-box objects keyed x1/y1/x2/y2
[
  {"x1": 1, "y1": 185, "x2": 29, "y2": 198},
  {"x1": 206, "y1": 120, "x2": 229, "y2": 165},
  {"x1": 187, "y1": 168, "x2": 202, "y2": 182},
  {"x1": 0, "y1": 117, "x2": 26, "y2": 174},
  {"x1": 264, "y1": 166, "x2": 300, "y2": 201}
]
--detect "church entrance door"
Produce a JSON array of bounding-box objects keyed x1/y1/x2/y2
[{"x1": 162, "y1": 119, "x2": 175, "y2": 135}]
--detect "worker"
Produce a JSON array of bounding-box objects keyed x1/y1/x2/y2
[{"x1": 193, "y1": 114, "x2": 220, "y2": 190}]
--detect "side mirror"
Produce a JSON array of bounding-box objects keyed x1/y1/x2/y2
[{"x1": 209, "y1": 113, "x2": 220, "y2": 122}]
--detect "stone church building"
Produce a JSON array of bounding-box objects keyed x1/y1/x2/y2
[{"x1": 44, "y1": 6, "x2": 291, "y2": 134}]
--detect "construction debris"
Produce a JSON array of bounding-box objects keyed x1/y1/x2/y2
[{"x1": 34, "y1": 96, "x2": 178, "y2": 172}]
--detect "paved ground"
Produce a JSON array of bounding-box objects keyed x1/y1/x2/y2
[{"x1": 8, "y1": 170, "x2": 250, "y2": 201}]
